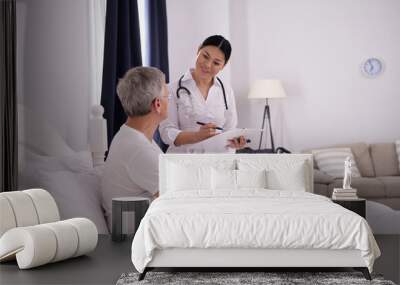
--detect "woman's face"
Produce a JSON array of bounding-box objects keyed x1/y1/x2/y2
[{"x1": 195, "y1": 46, "x2": 225, "y2": 81}]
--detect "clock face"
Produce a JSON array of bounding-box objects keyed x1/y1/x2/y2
[{"x1": 362, "y1": 58, "x2": 383, "y2": 77}]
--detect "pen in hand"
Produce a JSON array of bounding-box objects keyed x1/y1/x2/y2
[{"x1": 196, "y1": 121, "x2": 223, "y2": 131}]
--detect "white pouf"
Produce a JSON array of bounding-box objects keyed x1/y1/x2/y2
[
  {"x1": 0, "y1": 218, "x2": 98, "y2": 269},
  {"x1": 0, "y1": 189, "x2": 98, "y2": 269}
]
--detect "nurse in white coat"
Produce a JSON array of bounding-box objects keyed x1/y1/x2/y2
[{"x1": 159, "y1": 35, "x2": 246, "y2": 153}]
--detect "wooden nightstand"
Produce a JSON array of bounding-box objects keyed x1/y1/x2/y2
[{"x1": 332, "y1": 198, "x2": 366, "y2": 218}]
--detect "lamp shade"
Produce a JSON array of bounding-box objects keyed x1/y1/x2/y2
[{"x1": 248, "y1": 79, "x2": 287, "y2": 99}]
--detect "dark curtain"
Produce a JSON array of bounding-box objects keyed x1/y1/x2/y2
[
  {"x1": 148, "y1": 0, "x2": 169, "y2": 152},
  {"x1": 101, "y1": 0, "x2": 142, "y2": 146},
  {"x1": 0, "y1": 0, "x2": 18, "y2": 192},
  {"x1": 148, "y1": 0, "x2": 169, "y2": 83}
]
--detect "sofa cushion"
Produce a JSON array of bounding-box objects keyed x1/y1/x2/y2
[
  {"x1": 328, "y1": 177, "x2": 385, "y2": 198},
  {"x1": 370, "y1": 143, "x2": 400, "y2": 177},
  {"x1": 348, "y1": 143, "x2": 376, "y2": 177},
  {"x1": 305, "y1": 143, "x2": 375, "y2": 177},
  {"x1": 376, "y1": 176, "x2": 400, "y2": 198},
  {"x1": 312, "y1": 148, "x2": 360, "y2": 178}
]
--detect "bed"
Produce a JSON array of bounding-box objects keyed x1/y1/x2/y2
[
  {"x1": 18, "y1": 104, "x2": 109, "y2": 234},
  {"x1": 131, "y1": 154, "x2": 381, "y2": 280}
]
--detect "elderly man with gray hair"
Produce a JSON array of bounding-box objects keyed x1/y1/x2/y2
[{"x1": 101, "y1": 66, "x2": 169, "y2": 228}]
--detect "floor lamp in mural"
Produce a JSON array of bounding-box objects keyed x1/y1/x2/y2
[{"x1": 248, "y1": 80, "x2": 287, "y2": 151}]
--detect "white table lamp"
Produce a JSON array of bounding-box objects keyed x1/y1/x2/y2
[{"x1": 248, "y1": 80, "x2": 287, "y2": 151}]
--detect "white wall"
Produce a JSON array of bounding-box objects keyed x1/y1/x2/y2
[
  {"x1": 167, "y1": 0, "x2": 232, "y2": 84},
  {"x1": 17, "y1": 0, "x2": 400, "y2": 154},
  {"x1": 168, "y1": 0, "x2": 400, "y2": 151}
]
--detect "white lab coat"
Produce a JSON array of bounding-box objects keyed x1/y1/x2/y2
[{"x1": 159, "y1": 69, "x2": 238, "y2": 153}]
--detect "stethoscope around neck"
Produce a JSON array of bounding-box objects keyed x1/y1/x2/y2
[{"x1": 176, "y1": 75, "x2": 228, "y2": 110}]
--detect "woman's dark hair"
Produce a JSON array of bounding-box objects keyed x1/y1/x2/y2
[{"x1": 199, "y1": 35, "x2": 232, "y2": 64}]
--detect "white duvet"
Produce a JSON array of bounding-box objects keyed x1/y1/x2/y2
[{"x1": 131, "y1": 190, "x2": 380, "y2": 273}]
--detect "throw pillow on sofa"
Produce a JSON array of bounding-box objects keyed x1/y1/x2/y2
[
  {"x1": 312, "y1": 148, "x2": 361, "y2": 178},
  {"x1": 370, "y1": 143, "x2": 400, "y2": 176}
]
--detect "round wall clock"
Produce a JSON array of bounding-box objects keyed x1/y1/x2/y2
[{"x1": 362, "y1": 58, "x2": 384, "y2": 77}]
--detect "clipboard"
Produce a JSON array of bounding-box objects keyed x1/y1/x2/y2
[{"x1": 191, "y1": 128, "x2": 261, "y2": 153}]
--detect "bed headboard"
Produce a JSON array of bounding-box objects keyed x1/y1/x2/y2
[{"x1": 159, "y1": 154, "x2": 314, "y2": 194}]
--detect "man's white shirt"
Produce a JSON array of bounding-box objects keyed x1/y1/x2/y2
[{"x1": 101, "y1": 124, "x2": 162, "y2": 227}]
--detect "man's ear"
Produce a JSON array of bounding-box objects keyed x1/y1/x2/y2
[{"x1": 153, "y1": 98, "x2": 161, "y2": 113}]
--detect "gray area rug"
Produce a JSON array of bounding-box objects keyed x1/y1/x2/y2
[{"x1": 116, "y1": 271, "x2": 396, "y2": 285}]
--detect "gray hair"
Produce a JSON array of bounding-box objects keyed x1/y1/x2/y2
[{"x1": 117, "y1": 66, "x2": 165, "y2": 117}]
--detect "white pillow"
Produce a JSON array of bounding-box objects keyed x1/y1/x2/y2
[
  {"x1": 237, "y1": 158, "x2": 308, "y2": 191},
  {"x1": 210, "y1": 169, "x2": 267, "y2": 191},
  {"x1": 312, "y1": 148, "x2": 361, "y2": 178},
  {"x1": 236, "y1": 169, "x2": 267, "y2": 189},
  {"x1": 167, "y1": 163, "x2": 212, "y2": 192},
  {"x1": 266, "y1": 163, "x2": 306, "y2": 191},
  {"x1": 396, "y1": 140, "x2": 400, "y2": 171},
  {"x1": 212, "y1": 168, "x2": 236, "y2": 190},
  {"x1": 39, "y1": 170, "x2": 109, "y2": 234}
]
